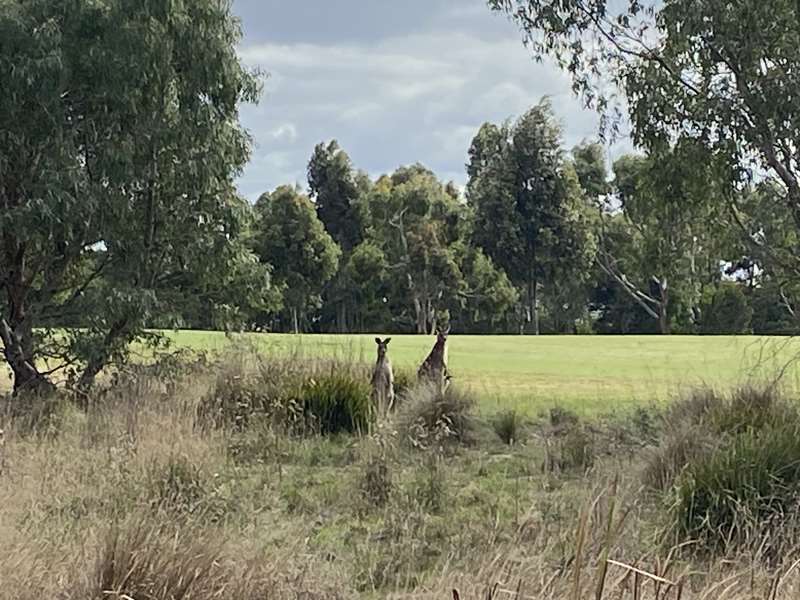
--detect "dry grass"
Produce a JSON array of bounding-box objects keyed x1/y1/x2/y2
[{"x1": 1, "y1": 351, "x2": 800, "y2": 598}]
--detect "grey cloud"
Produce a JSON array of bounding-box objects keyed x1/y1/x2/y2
[{"x1": 233, "y1": 1, "x2": 633, "y2": 201}]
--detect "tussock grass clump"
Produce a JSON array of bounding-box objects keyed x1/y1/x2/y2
[
  {"x1": 645, "y1": 386, "x2": 798, "y2": 493},
  {"x1": 197, "y1": 349, "x2": 373, "y2": 435},
  {"x1": 541, "y1": 406, "x2": 595, "y2": 473},
  {"x1": 672, "y1": 424, "x2": 800, "y2": 554},
  {"x1": 71, "y1": 518, "x2": 329, "y2": 600},
  {"x1": 642, "y1": 424, "x2": 716, "y2": 491},
  {"x1": 492, "y1": 409, "x2": 522, "y2": 445},
  {"x1": 396, "y1": 383, "x2": 477, "y2": 448},
  {"x1": 648, "y1": 385, "x2": 800, "y2": 553},
  {"x1": 301, "y1": 373, "x2": 372, "y2": 434},
  {"x1": 710, "y1": 384, "x2": 794, "y2": 435}
]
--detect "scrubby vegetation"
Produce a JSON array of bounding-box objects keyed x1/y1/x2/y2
[{"x1": 2, "y1": 351, "x2": 800, "y2": 598}]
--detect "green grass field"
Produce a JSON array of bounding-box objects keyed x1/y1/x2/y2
[{"x1": 164, "y1": 331, "x2": 800, "y2": 415}]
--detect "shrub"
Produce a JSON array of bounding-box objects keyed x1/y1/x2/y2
[
  {"x1": 396, "y1": 383, "x2": 476, "y2": 448},
  {"x1": 301, "y1": 373, "x2": 373, "y2": 434},
  {"x1": 699, "y1": 282, "x2": 753, "y2": 334},
  {"x1": 642, "y1": 424, "x2": 717, "y2": 491},
  {"x1": 555, "y1": 426, "x2": 595, "y2": 472},
  {"x1": 709, "y1": 385, "x2": 794, "y2": 435},
  {"x1": 548, "y1": 406, "x2": 579, "y2": 430},
  {"x1": 196, "y1": 350, "x2": 372, "y2": 435},
  {"x1": 671, "y1": 424, "x2": 800, "y2": 553},
  {"x1": 492, "y1": 409, "x2": 522, "y2": 445}
]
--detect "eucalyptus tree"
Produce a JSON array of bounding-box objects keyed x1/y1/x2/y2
[
  {"x1": 0, "y1": 0, "x2": 261, "y2": 393},
  {"x1": 490, "y1": 0, "x2": 800, "y2": 278},
  {"x1": 253, "y1": 186, "x2": 340, "y2": 334},
  {"x1": 466, "y1": 100, "x2": 594, "y2": 334}
]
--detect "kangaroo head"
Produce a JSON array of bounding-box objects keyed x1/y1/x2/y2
[{"x1": 374, "y1": 337, "x2": 391, "y2": 358}]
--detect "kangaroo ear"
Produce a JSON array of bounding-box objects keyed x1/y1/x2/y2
[
  {"x1": 375, "y1": 337, "x2": 381, "y2": 345},
  {"x1": 384, "y1": 338, "x2": 391, "y2": 345}
]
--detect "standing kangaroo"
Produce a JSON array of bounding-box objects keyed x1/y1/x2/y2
[
  {"x1": 418, "y1": 327, "x2": 450, "y2": 387},
  {"x1": 371, "y1": 337, "x2": 395, "y2": 416}
]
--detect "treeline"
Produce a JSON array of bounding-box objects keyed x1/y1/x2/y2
[
  {"x1": 3, "y1": 0, "x2": 799, "y2": 396},
  {"x1": 179, "y1": 100, "x2": 797, "y2": 336}
]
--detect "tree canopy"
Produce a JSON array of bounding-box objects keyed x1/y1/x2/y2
[{"x1": 0, "y1": 0, "x2": 262, "y2": 394}]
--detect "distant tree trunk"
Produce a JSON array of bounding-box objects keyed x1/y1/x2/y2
[
  {"x1": 531, "y1": 275, "x2": 540, "y2": 336},
  {"x1": 523, "y1": 267, "x2": 540, "y2": 335},
  {"x1": 657, "y1": 280, "x2": 670, "y2": 334},
  {"x1": 414, "y1": 297, "x2": 426, "y2": 334},
  {"x1": 337, "y1": 302, "x2": 347, "y2": 333},
  {"x1": 291, "y1": 307, "x2": 300, "y2": 334},
  {"x1": 1, "y1": 243, "x2": 54, "y2": 394}
]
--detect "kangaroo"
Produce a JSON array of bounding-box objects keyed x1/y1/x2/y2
[
  {"x1": 371, "y1": 337, "x2": 395, "y2": 416},
  {"x1": 417, "y1": 327, "x2": 450, "y2": 388}
]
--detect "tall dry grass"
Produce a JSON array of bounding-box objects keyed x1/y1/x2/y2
[{"x1": 1, "y1": 350, "x2": 799, "y2": 598}]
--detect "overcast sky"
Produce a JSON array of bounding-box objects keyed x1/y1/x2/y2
[{"x1": 232, "y1": 0, "x2": 632, "y2": 201}]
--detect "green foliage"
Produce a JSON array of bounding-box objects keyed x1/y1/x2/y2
[
  {"x1": 492, "y1": 0, "x2": 800, "y2": 293},
  {"x1": 308, "y1": 140, "x2": 364, "y2": 251},
  {"x1": 492, "y1": 409, "x2": 522, "y2": 445},
  {"x1": 364, "y1": 165, "x2": 469, "y2": 333},
  {"x1": 596, "y1": 145, "x2": 732, "y2": 334},
  {"x1": 466, "y1": 100, "x2": 596, "y2": 333},
  {"x1": 301, "y1": 373, "x2": 373, "y2": 435},
  {"x1": 672, "y1": 425, "x2": 800, "y2": 552},
  {"x1": 253, "y1": 186, "x2": 341, "y2": 332},
  {"x1": 0, "y1": 0, "x2": 261, "y2": 391},
  {"x1": 699, "y1": 283, "x2": 753, "y2": 334},
  {"x1": 571, "y1": 141, "x2": 609, "y2": 200}
]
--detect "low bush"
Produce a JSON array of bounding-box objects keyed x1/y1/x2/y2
[
  {"x1": 642, "y1": 424, "x2": 717, "y2": 491},
  {"x1": 671, "y1": 424, "x2": 800, "y2": 553},
  {"x1": 197, "y1": 350, "x2": 373, "y2": 435},
  {"x1": 396, "y1": 383, "x2": 477, "y2": 448},
  {"x1": 492, "y1": 409, "x2": 522, "y2": 445},
  {"x1": 301, "y1": 373, "x2": 372, "y2": 434}
]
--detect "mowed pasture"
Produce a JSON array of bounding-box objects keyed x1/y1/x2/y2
[{"x1": 164, "y1": 331, "x2": 800, "y2": 414}]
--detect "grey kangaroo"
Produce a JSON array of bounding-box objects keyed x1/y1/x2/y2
[
  {"x1": 371, "y1": 337, "x2": 395, "y2": 416},
  {"x1": 417, "y1": 327, "x2": 450, "y2": 388}
]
